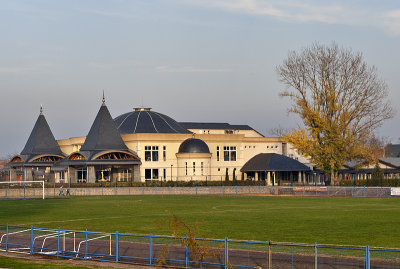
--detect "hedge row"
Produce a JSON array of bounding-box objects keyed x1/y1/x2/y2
[{"x1": 339, "y1": 178, "x2": 400, "y2": 187}]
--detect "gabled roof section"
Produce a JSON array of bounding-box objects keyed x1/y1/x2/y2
[
  {"x1": 179, "y1": 122, "x2": 264, "y2": 136},
  {"x1": 80, "y1": 102, "x2": 129, "y2": 153},
  {"x1": 20, "y1": 109, "x2": 63, "y2": 156},
  {"x1": 379, "y1": 157, "x2": 400, "y2": 168},
  {"x1": 241, "y1": 153, "x2": 311, "y2": 172}
]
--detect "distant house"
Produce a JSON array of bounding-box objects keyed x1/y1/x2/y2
[
  {"x1": 384, "y1": 144, "x2": 400, "y2": 158},
  {"x1": 338, "y1": 158, "x2": 400, "y2": 181},
  {"x1": 0, "y1": 159, "x2": 5, "y2": 169}
]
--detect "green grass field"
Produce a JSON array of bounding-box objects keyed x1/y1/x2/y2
[{"x1": 1, "y1": 195, "x2": 400, "y2": 248}]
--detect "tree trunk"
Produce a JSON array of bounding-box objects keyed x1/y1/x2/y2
[{"x1": 330, "y1": 164, "x2": 336, "y2": 186}]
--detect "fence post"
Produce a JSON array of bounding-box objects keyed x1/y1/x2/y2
[
  {"x1": 236, "y1": 185, "x2": 237, "y2": 195},
  {"x1": 225, "y1": 237, "x2": 229, "y2": 269},
  {"x1": 223, "y1": 185, "x2": 225, "y2": 195},
  {"x1": 363, "y1": 185, "x2": 366, "y2": 197},
  {"x1": 314, "y1": 242, "x2": 317, "y2": 269},
  {"x1": 196, "y1": 185, "x2": 198, "y2": 195},
  {"x1": 185, "y1": 234, "x2": 188, "y2": 268},
  {"x1": 268, "y1": 240, "x2": 271, "y2": 269},
  {"x1": 30, "y1": 225, "x2": 34, "y2": 254},
  {"x1": 85, "y1": 228, "x2": 88, "y2": 259},
  {"x1": 366, "y1": 245, "x2": 370, "y2": 269},
  {"x1": 116, "y1": 231, "x2": 119, "y2": 263},
  {"x1": 5, "y1": 223, "x2": 8, "y2": 251},
  {"x1": 249, "y1": 184, "x2": 251, "y2": 194},
  {"x1": 57, "y1": 227, "x2": 60, "y2": 257},
  {"x1": 149, "y1": 233, "x2": 152, "y2": 266}
]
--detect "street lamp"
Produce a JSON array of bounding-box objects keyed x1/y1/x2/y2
[{"x1": 170, "y1": 164, "x2": 173, "y2": 181}]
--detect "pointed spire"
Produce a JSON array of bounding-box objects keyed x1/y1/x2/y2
[
  {"x1": 80, "y1": 100, "x2": 129, "y2": 154},
  {"x1": 21, "y1": 108, "x2": 63, "y2": 156},
  {"x1": 102, "y1": 90, "x2": 105, "y2": 106},
  {"x1": 40, "y1": 104, "x2": 43, "y2": 115}
]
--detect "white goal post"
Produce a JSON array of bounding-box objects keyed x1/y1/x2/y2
[{"x1": 0, "y1": 181, "x2": 45, "y2": 199}]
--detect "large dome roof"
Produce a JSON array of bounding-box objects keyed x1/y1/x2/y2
[
  {"x1": 114, "y1": 108, "x2": 192, "y2": 134},
  {"x1": 178, "y1": 138, "x2": 210, "y2": 154}
]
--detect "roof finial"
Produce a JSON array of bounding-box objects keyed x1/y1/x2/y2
[
  {"x1": 102, "y1": 90, "x2": 105, "y2": 106},
  {"x1": 40, "y1": 104, "x2": 43, "y2": 115}
]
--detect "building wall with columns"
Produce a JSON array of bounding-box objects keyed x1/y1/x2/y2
[{"x1": 57, "y1": 131, "x2": 309, "y2": 183}]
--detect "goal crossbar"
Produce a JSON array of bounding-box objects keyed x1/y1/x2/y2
[{"x1": 0, "y1": 181, "x2": 45, "y2": 199}]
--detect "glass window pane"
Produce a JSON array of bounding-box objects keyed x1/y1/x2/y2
[
  {"x1": 153, "y1": 169, "x2": 159, "y2": 179},
  {"x1": 153, "y1": 151, "x2": 159, "y2": 161},
  {"x1": 145, "y1": 151, "x2": 151, "y2": 161},
  {"x1": 145, "y1": 169, "x2": 151, "y2": 179},
  {"x1": 231, "y1": 151, "x2": 236, "y2": 161}
]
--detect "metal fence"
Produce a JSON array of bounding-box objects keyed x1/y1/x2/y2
[
  {"x1": 0, "y1": 224, "x2": 399, "y2": 268},
  {"x1": 0, "y1": 185, "x2": 397, "y2": 199}
]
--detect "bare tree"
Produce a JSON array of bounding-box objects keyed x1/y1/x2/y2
[
  {"x1": 268, "y1": 125, "x2": 291, "y2": 137},
  {"x1": 277, "y1": 42, "x2": 394, "y2": 185}
]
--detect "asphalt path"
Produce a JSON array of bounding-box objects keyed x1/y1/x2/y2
[{"x1": 1, "y1": 232, "x2": 399, "y2": 268}]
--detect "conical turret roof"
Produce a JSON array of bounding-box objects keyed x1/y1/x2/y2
[
  {"x1": 21, "y1": 107, "x2": 63, "y2": 156},
  {"x1": 80, "y1": 100, "x2": 129, "y2": 154}
]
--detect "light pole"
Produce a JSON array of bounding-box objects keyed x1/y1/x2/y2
[{"x1": 170, "y1": 164, "x2": 173, "y2": 181}]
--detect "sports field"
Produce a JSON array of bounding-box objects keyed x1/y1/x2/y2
[{"x1": 1, "y1": 195, "x2": 399, "y2": 248}]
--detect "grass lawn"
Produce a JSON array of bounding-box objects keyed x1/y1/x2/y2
[
  {"x1": 0, "y1": 255, "x2": 96, "y2": 268},
  {"x1": 1, "y1": 195, "x2": 399, "y2": 248}
]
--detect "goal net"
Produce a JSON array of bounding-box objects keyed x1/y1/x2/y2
[{"x1": 0, "y1": 181, "x2": 45, "y2": 200}]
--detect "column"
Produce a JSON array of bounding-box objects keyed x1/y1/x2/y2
[
  {"x1": 133, "y1": 165, "x2": 141, "y2": 182},
  {"x1": 267, "y1": 171, "x2": 271, "y2": 186},
  {"x1": 87, "y1": 166, "x2": 96, "y2": 183}
]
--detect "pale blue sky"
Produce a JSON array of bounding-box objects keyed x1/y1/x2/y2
[{"x1": 1, "y1": 0, "x2": 400, "y2": 157}]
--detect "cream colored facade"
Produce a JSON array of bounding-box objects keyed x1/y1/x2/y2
[{"x1": 57, "y1": 128, "x2": 309, "y2": 182}]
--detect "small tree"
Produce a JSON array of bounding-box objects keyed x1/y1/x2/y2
[
  {"x1": 225, "y1": 168, "x2": 229, "y2": 181},
  {"x1": 157, "y1": 213, "x2": 222, "y2": 268},
  {"x1": 241, "y1": 171, "x2": 244, "y2": 181},
  {"x1": 233, "y1": 168, "x2": 237, "y2": 182},
  {"x1": 371, "y1": 162, "x2": 384, "y2": 186}
]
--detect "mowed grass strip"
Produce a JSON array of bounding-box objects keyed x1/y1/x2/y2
[
  {"x1": 0, "y1": 255, "x2": 96, "y2": 268},
  {"x1": 1, "y1": 195, "x2": 399, "y2": 248}
]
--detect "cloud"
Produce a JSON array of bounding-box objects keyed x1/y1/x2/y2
[
  {"x1": 383, "y1": 9, "x2": 400, "y2": 36},
  {"x1": 88, "y1": 9, "x2": 141, "y2": 20},
  {"x1": 179, "y1": 0, "x2": 400, "y2": 37},
  {"x1": 0, "y1": 63, "x2": 54, "y2": 74},
  {"x1": 155, "y1": 65, "x2": 232, "y2": 73},
  {"x1": 181, "y1": 0, "x2": 363, "y2": 24},
  {"x1": 0, "y1": 66, "x2": 33, "y2": 73}
]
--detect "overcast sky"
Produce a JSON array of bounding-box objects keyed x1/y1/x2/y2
[{"x1": 1, "y1": 0, "x2": 400, "y2": 158}]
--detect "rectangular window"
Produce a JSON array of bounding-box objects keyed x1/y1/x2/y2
[
  {"x1": 217, "y1": 146, "x2": 220, "y2": 161},
  {"x1": 55, "y1": 171, "x2": 65, "y2": 182},
  {"x1": 145, "y1": 169, "x2": 159, "y2": 180},
  {"x1": 185, "y1": 162, "x2": 188, "y2": 176},
  {"x1": 153, "y1": 169, "x2": 158, "y2": 179},
  {"x1": 145, "y1": 169, "x2": 151, "y2": 180},
  {"x1": 193, "y1": 162, "x2": 196, "y2": 175},
  {"x1": 223, "y1": 146, "x2": 237, "y2": 161},
  {"x1": 163, "y1": 168, "x2": 166, "y2": 181},
  {"x1": 96, "y1": 167, "x2": 111, "y2": 182},
  {"x1": 201, "y1": 162, "x2": 204, "y2": 176},
  {"x1": 77, "y1": 168, "x2": 87, "y2": 183},
  {"x1": 118, "y1": 169, "x2": 131, "y2": 182},
  {"x1": 145, "y1": 146, "x2": 159, "y2": 161},
  {"x1": 163, "y1": 146, "x2": 166, "y2": 161}
]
